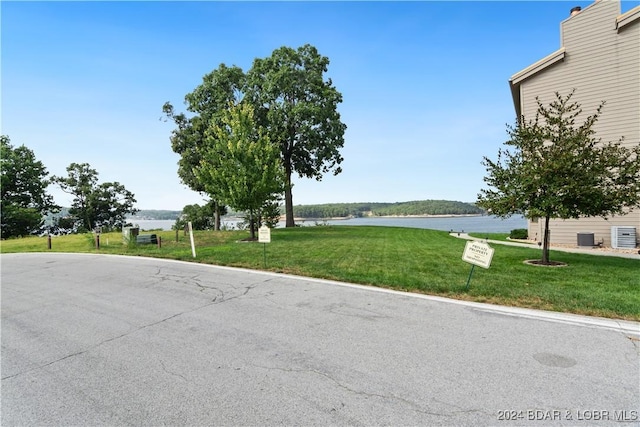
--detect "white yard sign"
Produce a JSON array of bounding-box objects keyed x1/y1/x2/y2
[
  {"x1": 462, "y1": 240, "x2": 494, "y2": 269},
  {"x1": 258, "y1": 225, "x2": 271, "y2": 243}
]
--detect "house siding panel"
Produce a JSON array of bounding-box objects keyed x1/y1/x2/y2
[{"x1": 518, "y1": 1, "x2": 640, "y2": 247}]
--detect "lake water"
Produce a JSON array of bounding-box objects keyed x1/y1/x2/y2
[
  {"x1": 130, "y1": 215, "x2": 527, "y2": 233},
  {"x1": 127, "y1": 219, "x2": 178, "y2": 231},
  {"x1": 305, "y1": 215, "x2": 527, "y2": 233}
]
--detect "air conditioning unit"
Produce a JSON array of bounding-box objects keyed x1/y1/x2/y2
[{"x1": 611, "y1": 226, "x2": 637, "y2": 249}]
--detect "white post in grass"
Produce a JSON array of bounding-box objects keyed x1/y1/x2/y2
[{"x1": 188, "y1": 221, "x2": 196, "y2": 258}]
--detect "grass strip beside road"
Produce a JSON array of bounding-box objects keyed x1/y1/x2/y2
[{"x1": 1, "y1": 226, "x2": 638, "y2": 320}]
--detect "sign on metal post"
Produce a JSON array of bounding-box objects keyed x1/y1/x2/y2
[
  {"x1": 258, "y1": 225, "x2": 271, "y2": 267},
  {"x1": 462, "y1": 240, "x2": 494, "y2": 289},
  {"x1": 258, "y1": 225, "x2": 271, "y2": 243},
  {"x1": 462, "y1": 240, "x2": 494, "y2": 269}
]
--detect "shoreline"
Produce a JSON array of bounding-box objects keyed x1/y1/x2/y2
[{"x1": 293, "y1": 214, "x2": 484, "y2": 221}]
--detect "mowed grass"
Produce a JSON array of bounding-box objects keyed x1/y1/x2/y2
[
  {"x1": 1, "y1": 226, "x2": 638, "y2": 320},
  {"x1": 468, "y1": 232, "x2": 510, "y2": 241}
]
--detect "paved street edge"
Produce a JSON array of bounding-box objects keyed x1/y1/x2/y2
[{"x1": 3, "y1": 252, "x2": 639, "y2": 337}]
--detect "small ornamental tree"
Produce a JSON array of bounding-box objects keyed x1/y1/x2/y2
[
  {"x1": 477, "y1": 91, "x2": 640, "y2": 264},
  {"x1": 195, "y1": 102, "x2": 284, "y2": 240}
]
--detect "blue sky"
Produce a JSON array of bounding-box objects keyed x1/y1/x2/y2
[{"x1": 3, "y1": 1, "x2": 636, "y2": 210}]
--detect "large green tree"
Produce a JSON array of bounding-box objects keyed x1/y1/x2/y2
[
  {"x1": 195, "y1": 102, "x2": 284, "y2": 240},
  {"x1": 52, "y1": 162, "x2": 138, "y2": 232},
  {"x1": 0, "y1": 135, "x2": 59, "y2": 238},
  {"x1": 246, "y1": 44, "x2": 347, "y2": 227},
  {"x1": 162, "y1": 64, "x2": 245, "y2": 230},
  {"x1": 477, "y1": 91, "x2": 640, "y2": 264},
  {"x1": 164, "y1": 44, "x2": 346, "y2": 229}
]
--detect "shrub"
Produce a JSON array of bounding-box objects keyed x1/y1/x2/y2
[{"x1": 510, "y1": 228, "x2": 528, "y2": 240}]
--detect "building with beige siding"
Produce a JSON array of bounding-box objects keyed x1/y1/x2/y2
[{"x1": 509, "y1": 0, "x2": 640, "y2": 248}]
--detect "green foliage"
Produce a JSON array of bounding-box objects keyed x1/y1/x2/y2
[
  {"x1": 246, "y1": 44, "x2": 347, "y2": 227},
  {"x1": 293, "y1": 202, "x2": 373, "y2": 218},
  {"x1": 164, "y1": 44, "x2": 346, "y2": 229},
  {"x1": 162, "y1": 66, "x2": 245, "y2": 229},
  {"x1": 195, "y1": 102, "x2": 285, "y2": 239},
  {"x1": 1, "y1": 206, "x2": 43, "y2": 238},
  {"x1": 1, "y1": 135, "x2": 59, "y2": 238},
  {"x1": 293, "y1": 200, "x2": 483, "y2": 218},
  {"x1": 478, "y1": 91, "x2": 640, "y2": 264},
  {"x1": 230, "y1": 198, "x2": 282, "y2": 231},
  {"x1": 52, "y1": 216, "x2": 77, "y2": 234},
  {"x1": 373, "y1": 200, "x2": 483, "y2": 216},
  {"x1": 175, "y1": 201, "x2": 224, "y2": 231},
  {"x1": 468, "y1": 232, "x2": 510, "y2": 241},
  {"x1": 509, "y1": 229, "x2": 528, "y2": 240},
  {"x1": 90, "y1": 182, "x2": 138, "y2": 231},
  {"x1": 52, "y1": 162, "x2": 138, "y2": 232},
  {"x1": 163, "y1": 64, "x2": 245, "y2": 197},
  {"x1": 257, "y1": 197, "x2": 283, "y2": 229}
]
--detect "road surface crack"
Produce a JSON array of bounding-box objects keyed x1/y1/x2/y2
[
  {"x1": 212, "y1": 282, "x2": 259, "y2": 304},
  {"x1": 251, "y1": 364, "x2": 470, "y2": 419},
  {"x1": 2, "y1": 303, "x2": 214, "y2": 381},
  {"x1": 158, "y1": 358, "x2": 189, "y2": 382}
]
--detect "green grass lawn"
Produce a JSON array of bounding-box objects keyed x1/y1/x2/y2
[
  {"x1": 1, "y1": 226, "x2": 638, "y2": 320},
  {"x1": 468, "y1": 232, "x2": 511, "y2": 241}
]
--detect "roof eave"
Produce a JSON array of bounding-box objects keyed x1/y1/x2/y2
[
  {"x1": 616, "y1": 5, "x2": 640, "y2": 31},
  {"x1": 508, "y1": 48, "x2": 566, "y2": 119}
]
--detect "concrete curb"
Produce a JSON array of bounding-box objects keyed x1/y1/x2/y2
[
  {"x1": 11, "y1": 252, "x2": 640, "y2": 339},
  {"x1": 282, "y1": 273, "x2": 640, "y2": 338},
  {"x1": 5, "y1": 252, "x2": 639, "y2": 338}
]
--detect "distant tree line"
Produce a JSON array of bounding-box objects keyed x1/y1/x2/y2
[
  {"x1": 292, "y1": 200, "x2": 484, "y2": 219},
  {"x1": 293, "y1": 203, "x2": 380, "y2": 218},
  {"x1": 373, "y1": 200, "x2": 484, "y2": 216}
]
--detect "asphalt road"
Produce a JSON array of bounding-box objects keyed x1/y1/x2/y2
[{"x1": 2, "y1": 253, "x2": 639, "y2": 426}]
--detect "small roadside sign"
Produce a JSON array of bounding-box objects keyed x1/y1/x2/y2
[
  {"x1": 462, "y1": 240, "x2": 494, "y2": 269},
  {"x1": 258, "y1": 225, "x2": 271, "y2": 268},
  {"x1": 258, "y1": 225, "x2": 271, "y2": 243},
  {"x1": 461, "y1": 240, "x2": 495, "y2": 290}
]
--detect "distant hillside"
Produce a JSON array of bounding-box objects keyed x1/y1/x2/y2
[
  {"x1": 372, "y1": 200, "x2": 483, "y2": 216},
  {"x1": 292, "y1": 200, "x2": 484, "y2": 219}
]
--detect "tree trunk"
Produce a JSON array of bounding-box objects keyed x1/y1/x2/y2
[
  {"x1": 284, "y1": 163, "x2": 295, "y2": 228},
  {"x1": 84, "y1": 213, "x2": 92, "y2": 232},
  {"x1": 542, "y1": 214, "x2": 551, "y2": 264},
  {"x1": 80, "y1": 198, "x2": 92, "y2": 231},
  {"x1": 214, "y1": 201, "x2": 221, "y2": 231},
  {"x1": 249, "y1": 208, "x2": 256, "y2": 240}
]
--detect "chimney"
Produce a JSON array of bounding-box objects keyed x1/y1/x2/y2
[{"x1": 570, "y1": 6, "x2": 582, "y2": 16}]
